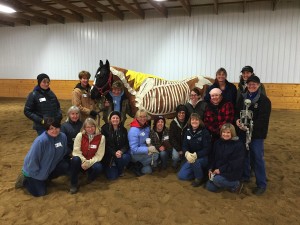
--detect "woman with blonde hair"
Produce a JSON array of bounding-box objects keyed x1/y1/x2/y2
[
  {"x1": 128, "y1": 109, "x2": 158, "y2": 175},
  {"x1": 69, "y1": 118, "x2": 105, "y2": 194},
  {"x1": 206, "y1": 123, "x2": 246, "y2": 193}
]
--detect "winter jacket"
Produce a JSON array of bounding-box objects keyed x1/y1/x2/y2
[
  {"x1": 22, "y1": 131, "x2": 68, "y2": 181},
  {"x1": 102, "y1": 91, "x2": 132, "y2": 124},
  {"x1": 204, "y1": 99, "x2": 234, "y2": 140},
  {"x1": 24, "y1": 86, "x2": 62, "y2": 131},
  {"x1": 235, "y1": 90, "x2": 271, "y2": 139},
  {"x1": 149, "y1": 127, "x2": 172, "y2": 151},
  {"x1": 128, "y1": 119, "x2": 150, "y2": 155},
  {"x1": 182, "y1": 125, "x2": 211, "y2": 158},
  {"x1": 204, "y1": 80, "x2": 237, "y2": 105},
  {"x1": 209, "y1": 137, "x2": 246, "y2": 181},
  {"x1": 185, "y1": 100, "x2": 207, "y2": 120},
  {"x1": 61, "y1": 120, "x2": 83, "y2": 155},
  {"x1": 72, "y1": 129, "x2": 105, "y2": 166},
  {"x1": 169, "y1": 117, "x2": 188, "y2": 152},
  {"x1": 101, "y1": 123, "x2": 129, "y2": 166},
  {"x1": 72, "y1": 83, "x2": 96, "y2": 122}
]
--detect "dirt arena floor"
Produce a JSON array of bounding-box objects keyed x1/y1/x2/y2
[{"x1": 0, "y1": 97, "x2": 299, "y2": 225}]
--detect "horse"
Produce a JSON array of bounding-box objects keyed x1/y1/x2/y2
[{"x1": 91, "y1": 60, "x2": 214, "y2": 119}]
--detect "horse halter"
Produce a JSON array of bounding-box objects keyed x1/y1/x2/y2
[{"x1": 94, "y1": 72, "x2": 113, "y2": 96}]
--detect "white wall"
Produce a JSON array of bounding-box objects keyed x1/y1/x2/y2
[{"x1": 0, "y1": 1, "x2": 299, "y2": 83}]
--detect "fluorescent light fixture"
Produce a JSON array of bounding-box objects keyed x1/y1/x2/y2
[
  {"x1": 153, "y1": 0, "x2": 167, "y2": 2},
  {"x1": 0, "y1": 4, "x2": 16, "y2": 13}
]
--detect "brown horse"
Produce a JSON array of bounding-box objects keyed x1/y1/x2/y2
[{"x1": 92, "y1": 60, "x2": 214, "y2": 118}]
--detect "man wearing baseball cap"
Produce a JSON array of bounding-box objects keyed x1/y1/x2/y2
[{"x1": 237, "y1": 66, "x2": 267, "y2": 102}]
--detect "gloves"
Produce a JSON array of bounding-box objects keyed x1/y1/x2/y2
[
  {"x1": 185, "y1": 151, "x2": 196, "y2": 163},
  {"x1": 148, "y1": 146, "x2": 158, "y2": 155},
  {"x1": 191, "y1": 152, "x2": 197, "y2": 160},
  {"x1": 89, "y1": 110, "x2": 98, "y2": 118}
]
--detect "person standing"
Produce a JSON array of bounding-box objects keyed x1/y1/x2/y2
[
  {"x1": 24, "y1": 73, "x2": 62, "y2": 135},
  {"x1": 185, "y1": 88, "x2": 207, "y2": 120},
  {"x1": 204, "y1": 88, "x2": 235, "y2": 143},
  {"x1": 15, "y1": 119, "x2": 69, "y2": 197},
  {"x1": 72, "y1": 71, "x2": 98, "y2": 122},
  {"x1": 204, "y1": 68, "x2": 237, "y2": 105},
  {"x1": 102, "y1": 80, "x2": 132, "y2": 125},
  {"x1": 237, "y1": 66, "x2": 267, "y2": 102},
  {"x1": 236, "y1": 75, "x2": 271, "y2": 195}
]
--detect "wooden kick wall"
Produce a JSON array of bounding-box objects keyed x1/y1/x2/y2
[{"x1": 0, "y1": 79, "x2": 299, "y2": 110}]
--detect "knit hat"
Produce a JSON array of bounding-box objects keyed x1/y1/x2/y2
[
  {"x1": 108, "y1": 111, "x2": 122, "y2": 121},
  {"x1": 209, "y1": 88, "x2": 222, "y2": 96},
  {"x1": 37, "y1": 73, "x2": 50, "y2": 86},
  {"x1": 241, "y1": 66, "x2": 254, "y2": 73},
  {"x1": 176, "y1": 104, "x2": 188, "y2": 114},
  {"x1": 246, "y1": 75, "x2": 260, "y2": 84},
  {"x1": 153, "y1": 115, "x2": 166, "y2": 129}
]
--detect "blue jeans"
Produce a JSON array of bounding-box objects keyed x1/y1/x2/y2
[
  {"x1": 206, "y1": 175, "x2": 240, "y2": 192},
  {"x1": 70, "y1": 156, "x2": 103, "y2": 186},
  {"x1": 243, "y1": 139, "x2": 267, "y2": 188},
  {"x1": 131, "y1": 153, "x2": 159, "y2": 174},
  {"x1": 23, "y1": 160, "x2": 69, "y2": 197},
  {"x1": 104, "y1": 153, "x2": 131, "y2": 180},
  {"x1": 172, "y1": 149, "x2": 181, "y2": 167},
  {"x1": 159, "y1": 149, "x2": 171, "y2": 169},
  {"x1": 178, "y1": 157, "x2": 208, "y2": 180}
]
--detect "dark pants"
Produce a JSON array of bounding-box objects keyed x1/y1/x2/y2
[
  {"x1": 104, "y1": 153, "x2": 131, "y2": 180},
  {"x1": 24, "y1": 160, "x2": 69, "y2": 197},
  {"x1": 70, "y1": 156, "x2": 103, "y2": 186}
]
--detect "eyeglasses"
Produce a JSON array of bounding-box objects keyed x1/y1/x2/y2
[{"x1": 190, "y1": 94, "x2": 198, "y2": 97}]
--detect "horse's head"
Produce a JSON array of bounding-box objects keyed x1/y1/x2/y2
[{"x1": 91, "y1": 59, "x2": 112, "y2": 100}]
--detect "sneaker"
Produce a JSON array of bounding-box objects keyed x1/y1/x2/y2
[
  {"x1": 70, "y1": 186, "x2": 78, "y2": 194},
  {"x1": 252, "y1": 187, "x2": 266, "y2": 196},
  {"x1": 233, "y1": 183, "x2": 244, "y2": 194},
  {"x1": 15, "y1": 173, "x2": 25, "y2": 189},
  {"x1": 191, "y1": 178, "x2": 203, "y2": 187}
]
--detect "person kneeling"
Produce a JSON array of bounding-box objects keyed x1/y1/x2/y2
[
  {"x1": 178, "y1": 113, "x2": 211, "y2": 187},
  {"x1": 15, "y1": 118, "x2": 69, "y2": 197},
  {"x1": 70, "y1": 118, "x2": 105, "y2": 194},
  {"x1": 206, "y1": 123, "x2": 246, "y2": 194}
]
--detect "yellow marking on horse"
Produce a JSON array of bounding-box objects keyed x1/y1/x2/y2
[{"x1": 126, "y1": 70, "x2": 164, "y2": 90}]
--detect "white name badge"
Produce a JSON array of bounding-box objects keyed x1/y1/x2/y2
[
  {"x1": 82, "y1": 94, "x2": 88, "y2": 97},
  {"x1": 55, "y1": 142, "x2": 62, "y2": 148},
  {"x1": 90, "y1": 144, "x2": 97, "y2": 149},
  {"x1": 187, "y1": 136, "x2": 191, "y2": 140},
  {"x1": 39, "y1": 97, "x2": 46, "y2": 102},
  {"x1": 140, "y1": 132, "x2": 145, "y2": 136},
  {"x1": 163, "y1": 136, "x2": 169, "y2": 140}
]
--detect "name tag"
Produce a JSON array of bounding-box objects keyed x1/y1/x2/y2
[
  {"x1": 140, "y1": 132, "x2": 145, "y2": 136},
  {"x1": 55, "y1": 142, "x2": 62, "y2": 148},
  {"x1": 39, "y1": 97, "x2": 46, "y2": 102},
  {"x1": 82, "y1": 94, "x2": 88, "y2": 97},
  {"x1": 187, "y1": 136, "x2": 191, "y2": 140},
  {"x1": 90, "y1": 144, "x2": 97, "y2": 149},
  {"x1": 163, "y1": 136, "x2": 169, "y2": 141}
]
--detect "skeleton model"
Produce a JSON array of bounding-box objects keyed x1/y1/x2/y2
[{"x1": 240, "y1": 99, "x2": 254, "y2": 150}]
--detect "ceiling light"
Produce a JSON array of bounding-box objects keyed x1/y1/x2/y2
[{"x1": 0, "y1": 4, "x2": 16, "y2": 13}]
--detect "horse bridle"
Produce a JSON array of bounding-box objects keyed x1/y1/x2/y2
[{"x1": 94, "y1": 72, "x2": 113, "y2": 96}]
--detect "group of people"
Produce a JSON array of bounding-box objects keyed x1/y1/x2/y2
[{"x1": 16, "y1": 65, "x2": 271, "y2": 197}]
